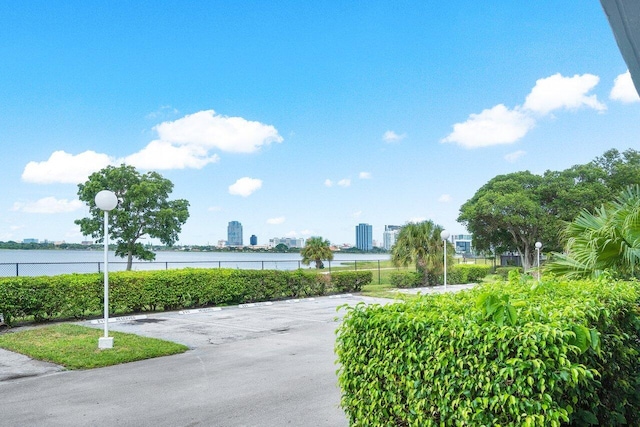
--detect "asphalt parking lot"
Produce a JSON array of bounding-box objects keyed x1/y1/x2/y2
[
  {"x1": 0, "y1": 285, "x2": 475, "y2": 426},
  {"x1": 0, "y1": 293, "x2": 391, "y2": 427}
]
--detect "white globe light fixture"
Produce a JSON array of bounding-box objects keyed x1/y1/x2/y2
[
  {"x1": 535, "y1": 241, "x2": 542, "y2": 282},
  {"x1": 95, "y1": 190, "x2": 118, "y2": 349},
  {"x1": 440, "y1": 230, "x2": 450, "y2": 291}
]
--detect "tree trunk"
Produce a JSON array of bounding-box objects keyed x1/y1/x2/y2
[{"x1": 127, "y1": 251, "x2": 133, "y2": 271}]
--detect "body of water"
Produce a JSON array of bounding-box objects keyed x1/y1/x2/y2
[{"x1": 0, "y1": 249, "x2": 390, "y2": 277}]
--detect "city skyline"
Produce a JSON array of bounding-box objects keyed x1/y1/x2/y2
[{"x1": 1, "y1": 2, "x2": 639, "y2": 246}]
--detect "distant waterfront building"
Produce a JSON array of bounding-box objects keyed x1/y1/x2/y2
[
  {"x1": 355, "y1": 223, "x2": 373, "y2": 251},
  {"x1": 250, "y1": 235, "x2": 258, "y2": 246},
  {"x1": 382, "y1": 225, "x2": 402, "y2": 250},
  {"x1": 451, "y1": 234, "x2": 473, "y2": 255},
  {"x1": 217, "y1": 240, "x2": 227, "y2": 248},
  {"x1": 268, "y1": 237, "x2": 305, "y2": 249},
  {"x1": 227, "y1": 221, "x2": 243, "y2": 246},
  {"x1": 22, "y1": 238, "x2": 39, "y2": 244}
]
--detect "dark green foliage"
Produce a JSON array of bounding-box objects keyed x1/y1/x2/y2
[
  {"x1": 389, "y1": 271, "x2": 423, "y2": 288},
  {"x1": 331, "y1": 271, "x2": 373, "y2": 292},
  {"x1": 0, "y1": 269, "x2": 369, "y2": 326},
  {"x1": 391, "y1": 265, "x2": 491, "y2": 288},
  {"x1": 336, "y1": 278, "x2": 640, "y2": 426},
  {"x1": 496, "y1": 266, "x2": 524, "y2": 279},
  {"x1": 75, "y1": 164, "x2": 190, "y2": 270},
  {"x1": 449, "y1": 264, "x2": 492, "y2": 284}
]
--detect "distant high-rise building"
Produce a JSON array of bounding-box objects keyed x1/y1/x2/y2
[
  {"x1": 250, "y1": 235, "x2": 258, "y2": 246},
  {"x1": 227, "y1": 221, "x2": 243, "y2": 246},
  {"x1": 452, "y1": 234, "x2": 473, "y2": 255},
  {"x1": 268, "y1": 237, "x2": 305, "y2": 248},
  {"x1": 355, "y1": 223, "x2": 373, "y2": 251},
  {"x1": 22, "y1": 238, "x2": 39, "y2": 244},
  {"x1": 383, "y1": 225, "x2": 402, "y2": 250}
]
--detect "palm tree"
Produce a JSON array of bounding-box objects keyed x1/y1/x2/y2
[
  {"x1": 301, "y1": 236, "x2": 334, "y2": 269},
  {"x1": 391, "y1": 220, "x2": 451, "y2": 285},
  {"x1": 546, "y1": 185, "x2": 640, "y2": 279}
]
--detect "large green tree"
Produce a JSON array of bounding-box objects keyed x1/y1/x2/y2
[
  {"x1": 75, "y1": 165, "x2": 190, "y2": 270},
  {"x1": 459, "y1": 149, "x2": 640, "y2": 271},
  {"x1": 458, "y1": 172, "x2": 550, "y2": 272},
  {"x1": 546, "y1": 185, "x2": 640, "y2": 279},
  {"x1": 301, "y1": 236, "x2": 334, "y2": 269},
  {"x1": 391, "y1": 220, "x2": 451, "y2": 285}
]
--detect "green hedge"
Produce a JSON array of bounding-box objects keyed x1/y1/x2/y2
[
  {"x1": 336, "y1": 278, "x2": 640, "y2": 426},
  {"x1": 391, "y1": 265, "x2": 491, "y2": 288},
  {"x1": 390, "y1": 271, "x2": 423, "y2": 288},
  {"x1": 0, "y1": 268, "x2": 371, "y2": 326},
  {"x1": 496, "y1": 266, "x2": 524, "y2": 279}
]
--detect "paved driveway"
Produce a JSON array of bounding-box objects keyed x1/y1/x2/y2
[{"x1": 0, "y1": 294, "x2": 390, "y2": 427}]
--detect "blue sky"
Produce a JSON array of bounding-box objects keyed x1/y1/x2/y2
[{"x1": 1, "y1": 1, "x2": 639, "y2": 247}]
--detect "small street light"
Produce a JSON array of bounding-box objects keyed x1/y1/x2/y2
[
  {"x1": 95, "y1": 190, "x2": 118, "y2": 349},
  {"x1": 535, "y1": 241, "x2": 542, "y2": 282},
  {"x1": 440, "y1": 230, "x2": 450, "y2": 291}
]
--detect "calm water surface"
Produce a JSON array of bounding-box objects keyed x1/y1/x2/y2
[{"x1": 0, "y1": 249, "x2": 389, "y2": 277}]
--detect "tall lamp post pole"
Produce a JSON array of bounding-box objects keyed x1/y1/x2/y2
[
  {"x1": 535, "y1": 241, "x2": 542, "y2": 283},
  {"x1": 440, "y1": 230, "x2": 450, "y2": 291},
  {"x1": 95, "y1": 190, "x2": 118, "y2": 349}
]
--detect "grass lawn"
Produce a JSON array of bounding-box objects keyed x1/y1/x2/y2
[{"x1": 0, "y1": 324, "x2": 188, "y2": 369}]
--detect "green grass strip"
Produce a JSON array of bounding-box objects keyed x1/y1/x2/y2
[{"x1": 0, "y1": 324, "x2": 188, "y2": 370}]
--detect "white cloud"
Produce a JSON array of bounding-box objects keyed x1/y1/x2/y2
[
  {"x1": 154, "y1": 110, "x2": 283, "y2": 153},
  {"x1": 504, "y1": 150, "x2": 527, "y2": 163},
  {"x1": 300, "y1": 229, "x2": 313, "y2": 236},
  {"x1": 337, "y1": 179, "x2": 351, "y2": 187},
  {"x1": 438, "y1": 194, "x2": 452, "y2": 203},
  {"x1": 610, "y1": 71, "x2": 640, "y2": 103},
  {"x1": 352, "y1": 210, "x2": 362, "y2": 218},
  {"x1": 145, "y1": 105, "x2": 179, "y2": 120},
  {"x1": 359, "y1": 172, "x2": 372, "y2": 179},
  {"x1": 441, "y1": 104, "x2": 535, "y2": 148},
  {"x1": 22, "y1": 110, "x2": 282, "y2": 184},
  {"x1": 324, "y1": 179, "x2": 334, "y2": 187},
  {"x1": 408, "y1": 217, "x2": 426, "y2": 223},
  {"x1": 228, "y1": 177, "x2": 263, "y2": 197},
  {"x1": 284, "y1": 230, "x2": 299, "y2": 238},
  {"x1": 267, "y1": 216, "x2": 285, "y2": 225},
  {"x1": 382, "y1": 130, "x2": 406, "y2": 143},
  {"x1": 125, "y1": 140, "x2": 220, "y2": 170},
  {"x1": 523, "y1": 73, "x2": 606, "y2": 115},
  {"x1": 22, "y1": 150, "x2": 113, "y2": 184},
  {"x1": 208, "y1": 206, "x2": 222, "y2": 212},
  {"x1": 11, "y1": 197, "x2": 84, "y2": 214}
]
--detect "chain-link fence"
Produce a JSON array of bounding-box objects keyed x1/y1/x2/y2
[{"x1": 0, "y1": 259, "x2": 387, "y2": 277}]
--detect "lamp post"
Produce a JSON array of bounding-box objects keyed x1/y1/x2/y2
[
  {"x1": 95, "y1": 190, "x2": 118, "y2": 349},
  {"x1": 440, "y1": 230, "x2": 450, "y2": 291},
  {"x1": 535, "y1": 241, "x2": 542, "y2": 282}
]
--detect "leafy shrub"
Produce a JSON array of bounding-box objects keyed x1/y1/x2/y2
[
  {"x1": 496, "y1": 266, "x2": 524, "y2": 279},
  {"x1": 336, "y1": 278, "x2": 640, "y2": 426},
  {"x1": 331, "y1": 271, "x2": 372, "y2": 292},
  {"x1": 389, "y1": 271, "x2": 422, "y2": 288},
  {"x1": 0, "y1": 267, "x2": 364, "y2": 326}
]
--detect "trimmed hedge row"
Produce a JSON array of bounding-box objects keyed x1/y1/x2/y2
[
  {"x1": 336, "y1": 277, "x2": 640, "y2": 426},
  {"x1": 390, "y1": 264, "x2": 492, "y2": 288},
  {"x1": 0, "y1": 268, "x2": 372, "y2": 326}
]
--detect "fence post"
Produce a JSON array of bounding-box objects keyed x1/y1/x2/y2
[
  {"x1": 15, "y1": 263, "x2": 18, "y2": 277},
  {"x1": 98, "y1": 262, "x2": 101, "y2": 274},
  {"x1": 378, "y1": 260, "x2": 381, "y2": 284},
  {"x1": 262, "y1": 261, "x2": 264, "y2": 270},
  {"x1": 354, "y1": 261, "x2": 357, "y2": 271}
]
